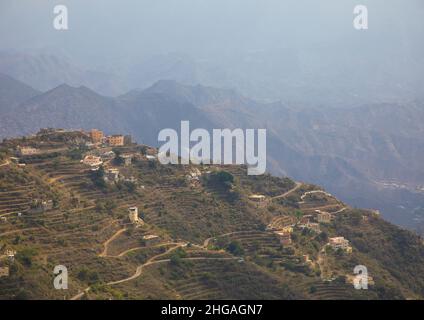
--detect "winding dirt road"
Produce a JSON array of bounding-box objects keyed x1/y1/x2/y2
[
  {"x1": 98, "y1": 228, "x2": 127, "y2": 257},
  {"x1": 271, "y1": 182, "x2": 302, "y2": 200}
]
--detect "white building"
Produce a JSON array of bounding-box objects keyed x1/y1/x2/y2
[
  {"x1": 248, "y1": 194, "x2": 267, "y2": 202},
  {"x1": 82, "y1": 155, "x2": 103, "y2": 167},
  {"x1": 142, "y1": 234, "x2": 160, "y2": 246},
  {"x1": 329, "y1": 237, "x2": 352, "y2": 253}
]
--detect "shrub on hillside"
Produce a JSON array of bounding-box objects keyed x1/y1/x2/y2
[
  {"x1": 206, "y1": 171, "x2": 235, "y2": 191},
  {"x1": 227, "y1": 241, "x2": 244, "y2": 256}
]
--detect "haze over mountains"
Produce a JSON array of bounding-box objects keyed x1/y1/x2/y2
[
  {"x1": 2, "y1": 0, "x2": 424, "y2": 104},
  {"x1": 0, "y1": 52, "x2": 128, "y2": 96},
  {"x1": 1, "y1": 0, "x2": 424, "y2": 232},
  {"x1": 1, "y1": 72, "x2": 424, "y2": 234}
]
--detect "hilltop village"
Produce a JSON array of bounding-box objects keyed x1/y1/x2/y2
[{"x1": 0, "y1": 128, "x2": 423, "y2": 300}]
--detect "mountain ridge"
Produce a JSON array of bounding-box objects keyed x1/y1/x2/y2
[
  {"x1": 1, "y1": 75, "x2": 424, "y2": 234},
  {"x1": 0, "y1": 129, "x2": 424, "y2": 299}
]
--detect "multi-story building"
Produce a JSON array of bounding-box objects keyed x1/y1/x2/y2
[
  {"x1": 129, "y1": 207, "x2": 143, "y2": 224},
  {"x1": 107, "y1": 135, "x2": 124, "y2": 147},
  {"x1": 317, "y1": 212, "x2": 332, "y2": 224},
  {"x1": 90, "y1": 129, "x2": 104, "y2": 144},
  {"x1": 329, "y1": 237, "x2": 352, "y2": 253}
]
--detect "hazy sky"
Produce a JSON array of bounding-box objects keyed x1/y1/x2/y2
[{"x1": 1, "y1": 0, "x2": 423, "y2": 67}]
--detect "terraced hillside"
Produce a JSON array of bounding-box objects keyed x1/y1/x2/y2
[{"x1": 1, "y1": 130, "x2": 424, "y2": 300}]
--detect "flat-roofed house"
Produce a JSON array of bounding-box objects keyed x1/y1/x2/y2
[
  {"x1": 107, "y1": 135, "x2": 124, "y2": 147},
  {"x1": 248, "y1": 194, "x2": 266, "y2": 202},
  {"x1": 142, "y1": 234, "x2": 160, "y2": 246},
  {"x1": 82, "y1": 155, "x2": 103, "y2": 167},
  {"x1": 317, "y1": 212, "x2": 332, "y2": 224},
  {"x1": 329, "y1": 237, "x2": 352, "y2": 253},
  {"x1": 275, "y1": 231, "x2": 292, "y2": 246}
]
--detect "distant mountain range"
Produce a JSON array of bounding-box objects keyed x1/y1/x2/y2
[
  {"x1": 0, "y1": 51, "x2": 128, "y2": 96},
  {"x1": 3, "y1": 49, "x2": 424, "y2": 107},
  {"x1": 1, "y1": 72, "x2": 424, "y2": 234}
]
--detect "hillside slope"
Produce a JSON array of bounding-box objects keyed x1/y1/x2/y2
[
  {"x1": 1, "y1": 78, "x2": 424, "y2": 233},
  {"x1": 0, "y1": 130, "x2": 423, "y2": 300}
]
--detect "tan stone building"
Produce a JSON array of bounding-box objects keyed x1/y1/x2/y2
[
  {"x1": 129, "y1": 207, "x2": 143, "y2": 224},
  {"x1": 317, "y1": 212, "x2": 332, "y2": 224},
  {"x1": 108, "y1": 135, "x2": 124, "y2": 147},
  {"x1": 90, "y1": 129, "x2": 104, "y2": 143}
]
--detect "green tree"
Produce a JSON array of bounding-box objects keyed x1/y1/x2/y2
[{"x1": 227, "y1": 241, "x2": 244, "y2": 256}]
